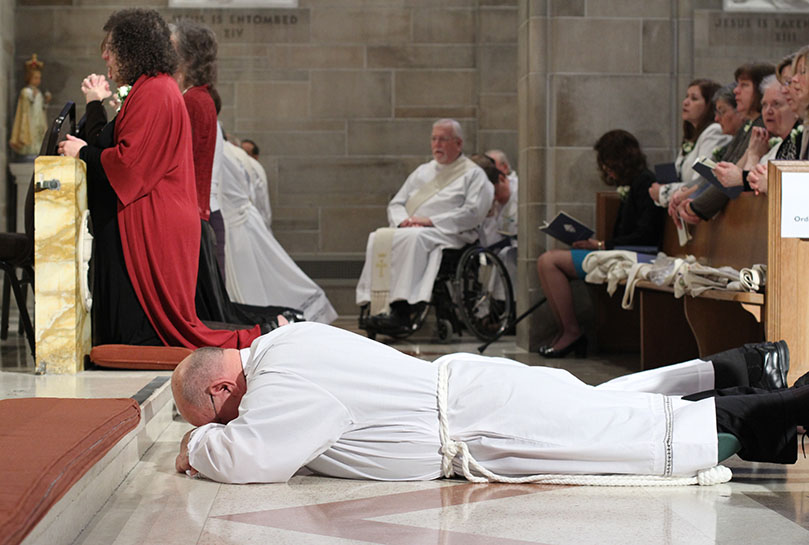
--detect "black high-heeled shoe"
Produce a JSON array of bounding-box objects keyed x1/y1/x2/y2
[{"x1": 539, "y1": 335, "x2": 587, "y2": 359}]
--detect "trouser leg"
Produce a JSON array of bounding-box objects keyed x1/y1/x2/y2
[
  {"x1": 706, "y1": 341, "x2": 789, "y2": 391},
  {"x1": 685, "y1": 386, "x2": 798, "y2": 464},
  {"x1": 705, "y1": 347, "x2": 751, "y2": 389}
]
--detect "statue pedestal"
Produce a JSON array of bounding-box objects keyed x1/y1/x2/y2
[{"x1": 34, "y1": 156, "x2": 91, "y2": 374}]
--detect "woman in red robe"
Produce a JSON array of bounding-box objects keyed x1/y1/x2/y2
[
  {"x1": 60, "y1": 9, "x2": 260, "y2": 349},
  {"x1": 170, "y1": 18, "x2": 303, "y2": 329}
]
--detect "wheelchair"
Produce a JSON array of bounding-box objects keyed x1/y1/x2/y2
[{"x1": 358, "y1": 243, "x2": 515, "y2": 342}]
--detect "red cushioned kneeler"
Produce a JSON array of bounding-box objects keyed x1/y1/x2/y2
[
  {"x1": 90, "y1": 344, "x2": 192, "y2": 370},
  {"x1": 0, "y1": 398, "x2": 141, "y2": 545}
]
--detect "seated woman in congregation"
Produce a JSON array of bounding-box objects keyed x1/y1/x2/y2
[
  {"x1": 535, "y1": 130, "x2": 665, "y2": 358},
  {"x1": 59, "y1": 8, "x2": 261, "y2": 349},
  {"x1": 748, "y1": 48, "x2": 809, "y2": 194},
  {"x1": 674, "y1": 62, "x2": 774, "y2": 225},
  {"x1": 649, "y1": 79, "x2": 728, "y2": 208},
  {"x1": 713, "y1": 73, "x2": 800, "y2": 192}
]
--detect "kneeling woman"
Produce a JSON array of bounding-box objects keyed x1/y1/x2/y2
[
  {"x1": 59, "y1": 9, "x2": 260, "y2": 349},
  {"x1": 536, "y1": 130, "x2": 665, "y2": 358}
]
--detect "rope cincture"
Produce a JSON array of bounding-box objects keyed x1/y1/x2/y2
[{"x1": 436, "y1": 358, "x2": 732, "y2": 487}]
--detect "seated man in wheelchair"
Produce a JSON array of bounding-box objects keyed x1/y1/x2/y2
[{"x1": 355, "y1": 119, "x2": 493, "y2": 332}]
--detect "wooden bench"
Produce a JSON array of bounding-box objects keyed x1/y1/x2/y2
[
  {"x1": 594, "y1": 162, "x2": 809, "y2": 383},
  {"x1": 594, "y1": 190, "x2": 766, "y2": 369}
]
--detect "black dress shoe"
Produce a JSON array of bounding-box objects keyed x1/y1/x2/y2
[
  {"x1": 537, "y1": 344, "x2": 552, "y2": 354},
  {"x1": 746, "y1": 340, "x2": 790, "y2": 390},
  {"x1": 539, "y1": 335, "x2": 587, "y2": 359},
  {"x1": 370, "y1": 312, "x2": 406, "y2": 330}
]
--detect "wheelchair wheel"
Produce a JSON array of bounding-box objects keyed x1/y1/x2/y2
[
  {"x1": 453, "y1": 246, "x2": 514, "y2": 342},
  {"x1": 436, "y1": 318, "x2": 453, "y2": 342}
]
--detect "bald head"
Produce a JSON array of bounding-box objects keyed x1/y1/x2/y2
[
  {"x1": 486, "y1": 149, "x2": 511, "y2": 176},
  {"x1": 172, "y1": 347, "x2": 227, "y2": 426}
]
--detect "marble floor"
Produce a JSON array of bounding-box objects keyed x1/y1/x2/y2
[{"x1": 2, "y1": 315, "x2": 809, "y2": 545}]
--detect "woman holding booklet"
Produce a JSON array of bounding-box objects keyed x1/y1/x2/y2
[
  {"x1": 648, "y1": 79, "x2": 729, "y2": 208},
  {"x1": 673, "y1": 62, "x2": 774, "y2": 224},
  {"x1": 535, "y1": 130, "x2": 665, "y2": 358}
]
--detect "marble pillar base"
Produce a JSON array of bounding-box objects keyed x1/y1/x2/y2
[{"x1": 34, "y1": 156, "x2": 91, "y2": 374}]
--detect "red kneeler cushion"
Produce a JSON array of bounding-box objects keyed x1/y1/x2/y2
[
  {"x1": 90, "y1": 344, "x2": 192, "y2": 370},
  {"x1": 0, "y1": 398, "x2": 141, "y2": 545}
]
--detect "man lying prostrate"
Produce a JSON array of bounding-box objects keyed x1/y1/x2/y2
[{"x1": 172, "y1": 321, "x2": 802, "y2": 484}]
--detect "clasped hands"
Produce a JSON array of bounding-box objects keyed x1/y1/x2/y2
[
  {"x1": 82, "y1": 73, "x2": 112, "y2": 103},
  {"x1": 668, "y1": 185, "x2": 700, "y2": 228},
  {"x1": 399, "y1": 216, "x2": 434, "y2": 228},
  {"x1": 57, "y1": 73, "x2": 112, "y2": 158},
  {"x1": 713, "y1": 127, "x2": 770, "y2": 189},
  {"x1": 746, "y1": 163, "x2": 769, "y2": 195}
]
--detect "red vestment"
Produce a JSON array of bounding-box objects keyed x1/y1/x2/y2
[
  {"x1": 183, "y1": 85, "x2": 215, "y2": 221},
  {"x1": 101, "y1": 74, "x2": 260, "y2": 348}
]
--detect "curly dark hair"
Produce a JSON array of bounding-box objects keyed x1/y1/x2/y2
[
  {"x1": 682, "y1": 78, "x2": 721, "y2": 144},
  {"x1": 593, "y1": 130, "x2": 648, "y2": 186},
  {"x1": 172, "y1": 18, "x2": 218, "y2": 88},
  {"x1": 103, "y1": 9, "x2": 178, "y2": 86}
]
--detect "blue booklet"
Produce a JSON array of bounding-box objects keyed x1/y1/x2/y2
[
  {"x1": 654, "y1": 163, "x2": 678, "y2": 184},
  {"x1": 692, "y1": 156, "x2": 743, "y2": 199},
  {"x1": 539, "y1": 211, "x2": 594, "y2": 246}
]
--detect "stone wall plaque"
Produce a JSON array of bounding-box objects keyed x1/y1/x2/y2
[
  {"x1": 723, "y1": 0, "x2": 809, "y2": 12},
  {"x1": 170, "y1": 0, "x2": 297, "y2": 7},
  {"x1": 165, "y1": 8, "x2": 308, "y2": 43},
  {"x1": 708, "y1": 11, "x2": 809, "y2": 46}
]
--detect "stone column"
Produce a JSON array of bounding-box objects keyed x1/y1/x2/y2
[
  {"x1": 34, "y1": 156, "x2": 91, "y2": 374},
  {"x1": 516, "y1": 0, "x2": 550, "y2": 351},
  {"x1": 517, "y1": 0, "x2": 679, "y2": 352}
]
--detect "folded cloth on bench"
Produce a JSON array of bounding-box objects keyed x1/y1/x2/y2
[
  {"x1": 673, "y1": 262, "x2": 742, "y2": 298},
  {"x1": 740, "y1": 264, "x2": 767, "y2": 292},
  {"x1": 621, "y1": 261, "x2": 653, "y2": 310},
  {"x1": 582, "y1": 250, "x2": 639, "y2": 296},
  {"x1": 0, "y1": 398, "x2": 141, "y2": 545}
]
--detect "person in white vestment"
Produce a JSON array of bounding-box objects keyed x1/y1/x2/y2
[
  {"x1": 172, "y1": 322, "x2": 802, "y2": 484},
  {"x1": 356, "y1": 119, "x2": 494, "y2": 329},
  {"x1": 240, "y1": 138, "x2": 259, "y2": 159},
  {"x1": 477, "y1": 152, "x2": 518, "y2": 288},
  {"x1": 485, "y1": 149, "x2": 519, "y2": 201},
  {"x1": 235, "y1": 139, "x2": 273, "y2": 230},
  {"x1": 217, "y1": 137, "x2": 338, "y2": 324}
]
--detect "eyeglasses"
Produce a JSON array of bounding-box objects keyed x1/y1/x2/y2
[{"x1": 209, "y1": 393, "x2": 221, "y2": 424}]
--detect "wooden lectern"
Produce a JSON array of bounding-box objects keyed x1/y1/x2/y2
[{"x1": 767, "y1": 161, "x2": 809, "y2": 383}]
